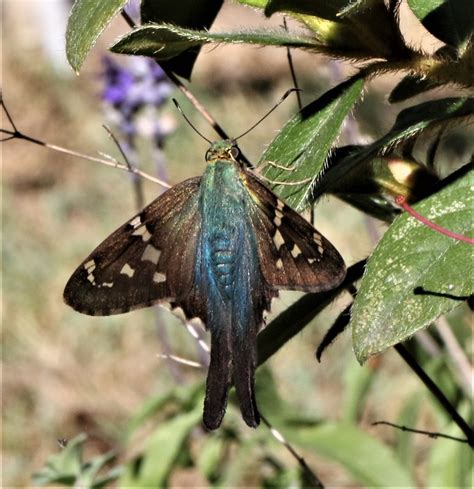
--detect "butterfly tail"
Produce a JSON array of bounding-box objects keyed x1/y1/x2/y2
[
  {"x1": 232, "y1": 337, "x2": 260, "y2": 428},
  {"x1": 203, "y1": 327, "x2": 232, "y2": 430}
]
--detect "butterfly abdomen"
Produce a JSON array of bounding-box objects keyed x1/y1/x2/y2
[{"x1": 211, "y1": 236, "x2": 235, "y2": 299}]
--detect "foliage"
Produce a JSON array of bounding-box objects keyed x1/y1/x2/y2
[{"x1": 33, "y1": 0, "x2": 473, "y2": 487}]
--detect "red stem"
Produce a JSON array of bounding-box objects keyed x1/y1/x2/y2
[{"x1": 396, "y1": 196, "x2": 474, "y2": 245}]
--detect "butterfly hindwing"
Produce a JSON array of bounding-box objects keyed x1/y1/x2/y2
[
  {"x1": 64, "y1": 177, "x2": 203, "y2": 316},
  {"x1": 243, "y1": 169, "x2": 346, "y2": 292}
]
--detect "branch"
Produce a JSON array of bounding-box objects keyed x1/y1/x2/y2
[
  {"x1": 372, "y1": 421, "x2": 470, "y2": 444},
  {"x1": 394, "y1": 344, "x2": 473, "y2": 447},
  {"x1": 0, "y1": 99, "x2": 170, "y2": 189}
]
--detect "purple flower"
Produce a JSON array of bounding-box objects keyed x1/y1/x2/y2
[
  {"x1": 100, "y1": 54, "x2": 174, "y2": 173},
  {"x1": 124, "y1": 0, "x2": 141, "y2": 23},
  {"x1": 101, "y1": 56, "x2": 134, "y2": 106}
]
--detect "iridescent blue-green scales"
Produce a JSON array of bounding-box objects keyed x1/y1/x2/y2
[{"x1": 64, "y1": 140, "x2": 346, "y2": 429}]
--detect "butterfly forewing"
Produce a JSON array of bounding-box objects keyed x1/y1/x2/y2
[
  {"x1": 64, "y1": 177, "x2": 202, "y2": 316},
  {"x1": 244, "y1": 170, "x2": 346, "y2": 291}
]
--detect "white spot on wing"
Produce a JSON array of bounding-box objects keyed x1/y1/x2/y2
[
  {"x1": 275, "y1": 208, "x2": 284, "y2": 219},
  {"x1": 273, "y1": 229, "x2": 285, "y2": 250},
  {"x1": 317, "y1": 245, "x2": 324, "y2": 255},
  {"x1": 130, "y1": 216, "x2": 142, "y2": 228},
  {"x1": 101, "y1": 282, "x2": 114, "y2": 288},
  {"x1": 142, "y1": 244, "x2": 161, "y2": 264},
  {"x1": 84, "y1": 260, "x2": 96, "y2": 272},
  {"x1": 291, "y1": 244, "x2": 302, "y2": 258},
  {"x1": 313, "y1": 233, "x2": 323, "y2": 247},
  {"x1": 277, "y1": 200, "x2": 285, "y2": 211},
  {"x1": 276, "y1": 258, "x2": 283, "y2": 269},
  {"x1": 153, "y1": 272, "x2": 166, "y2": 283},
  {"x1": 274, "y1": 215, "x2": 282, "y2": 227},
  {"x1": 132, "y1": 226, "x2": 152, "y2": 241},
  {"x1": 120, "y1": 263, "x2": 135, "y2": 278}
]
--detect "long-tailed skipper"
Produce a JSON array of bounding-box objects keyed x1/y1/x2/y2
[{"x1": 64, "y1": 139, "x2": 346, "y2": 430}]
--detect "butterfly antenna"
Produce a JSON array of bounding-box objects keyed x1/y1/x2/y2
[
  {"x1": 173, "y1": 99, "x2": 213, "y2": 144},
  {"x1": 234, "y1": 88, "x2": 301, "y2": 141}
]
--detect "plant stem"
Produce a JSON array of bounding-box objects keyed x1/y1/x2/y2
[{"x1": 394, "y1": 343, "x2": 473, "y2": 447}]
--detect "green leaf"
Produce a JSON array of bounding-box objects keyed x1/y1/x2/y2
[
  {"x1": 217, "y1": 436, "x2": 263, "y2": 488},
  {"x1": 264, "y1": 0, "x2": 407, "y2": 59},
  {"x1": 125, "y1": 390, "x2": 177, "y2": 437},
  {"x1": 329, "y1": 152, "x2": 439, "y2": 220},
  {"x1": 32, "y1": 434, "x2": 86, "y2": 485},
  {"x1": 236, "y1": 0, "x2": 267, "y2": 7},
  {"x1": 408, "y1": 0, "x2": 474, "y2": 49},
  {"x1": 342, "y1": 356, "x2": 375, "y2": 422},
  {"x1": 428, "y1": 407, "x2": 473, "y2": 488},
  {"x1": 255, "y1": 366, "x2": 283, "y2": 409},
  {"x1": 196, "y1": 436, "x2": 224, "y2": 480},
  {"x1": 141, "y1": 0, "x2": 223, "y2": 79},
  {"x1": 288, "y1": 423, "x2": 414, "y2": 487},
  {"x1": 351, "y1": 167, "x2": 474, "y2": 363},
  {"x1": 392, "y1": 97, "x2": 473, "y2": 133},
  {"x1": 263, "y1": 466, "x2": 301, "y2": 489},
  {"x1": 389, "y1": 74, "x2": 443, "y2": 104},
  {"x1": 237, "y1": 0, "x2": 347, "y2": 19},
  {"x1": 126, "y1": 382, "x2": 205, "y2": 438},
  {"x1": 313, "y1": 97, "x2": 474, "y2": 200},
  {"x1": 388, "y1": 44, "x2": 456, "y2": 103},
  {"x1": 110, "y1": 24, "x2": 319, "y2": 58},
  {"x1": 119, "y1": 406, "x2": 203, "y2": 486},
  {"x1": 395, "y1": 395, "x2": 422, "y2": 470},
  {"x1": 259, "y1": 76, "x2": 364, "y2": 211},
  {"x1": 66, "y1": 0, "x2": 128, "y2": 72},
  {"x1": 264, "y1": 0, "x2": 348, "y2": 19},
  {"x1": 77, "y1": 451, "x2": 119, "y2": 488}
]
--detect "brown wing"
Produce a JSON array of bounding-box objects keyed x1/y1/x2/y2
[
  {"x1": 64, "y1": 177, "x2": 206, "y2": 317},
  {"x1": 244, "y1": 170, "x2": 346, "y2": 292}
]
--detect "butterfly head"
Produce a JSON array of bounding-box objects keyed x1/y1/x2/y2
[{"x1": 205, "y1": 139, "x2": 241, "y2": 164}]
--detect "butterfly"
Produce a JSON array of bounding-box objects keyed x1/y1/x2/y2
[{"x1": 64, "y1": 139, "x2": 346, "y2": 430}]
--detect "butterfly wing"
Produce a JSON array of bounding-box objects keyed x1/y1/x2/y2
[
  {"x1": 64, "y1": 177, "x2": 206, "y2": 318},
  {"x1": 243, "y1": 170, "x2": 346, "y2": 291}
]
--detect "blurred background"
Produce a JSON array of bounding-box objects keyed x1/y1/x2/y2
[{"x1": 3, "y1": 1, "x2": 473, "y2": 486}]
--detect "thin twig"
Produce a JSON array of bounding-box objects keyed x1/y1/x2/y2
[
  {"x1": 120, "y1": 11, "x2": 243, "y2": 150},
  {"x1": 1, "y1": 125, "x2": 170, "y2": 188},
  {"x1": 283, "y1": 17, "x2": 302, "y2": 110},
  {"x1": 283, "y1": 16, "x2": 306, "y2": 225},
  {"x1": 372, "y1": 421, "x2": 470, "y2": 444},
  {"x1": 261, "y1": 414, "x2": 325, "y2": 488},
  {"x1": 415, "y1": 330, "x2": 441, "y2": 357},
  {"x1": 103, "y1": 124, "x2": 145, "y2": 210},
  {"x1": 156, "y1": 353, "x2": 204, "y2": 369},
  {"x1": 394, "y1": 343, "x2": 473, "y2": 446},
  {"x1": 154, "y1": 308, "x2": 186, "y2": 383},
  {"x1": 435, "y1": 316, "x2": 473, "y2": 398}
]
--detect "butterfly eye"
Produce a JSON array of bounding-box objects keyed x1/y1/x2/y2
[{"x1": 230, "y1": 146, "x2": 240, "y2": 159}]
